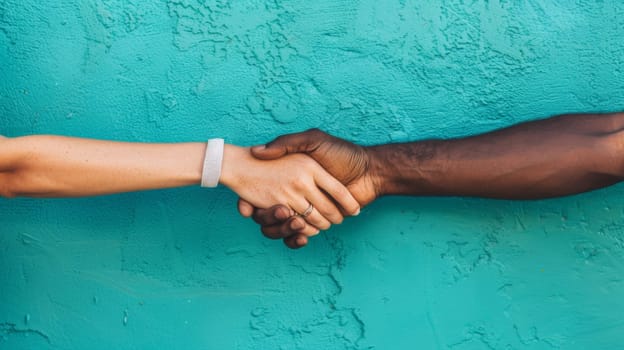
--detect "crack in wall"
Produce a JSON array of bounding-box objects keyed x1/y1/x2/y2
[
  {"x1": 0, "y1": 322, "x2": 50, "y2": 344},
  {"x1": 247, "y1": 233, "x2": 368, "y2": 349}
]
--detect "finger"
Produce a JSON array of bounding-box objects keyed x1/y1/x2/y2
[
  {"x1": 292, "y1": 199, "x2": 332, "y2": 231},
  {"x1": 251, "y1": 205, "x2": 294, "y2": 226},
  {"x1": 303, "y1": 186, "x2": 345, "y2": 225},
  {"x1": 237, "y1": 198, "x2": 255, "y2": 217},
  {"x1": 284, "y1": 234, "x2": 308, "y2": 249},
  {"x1": 261, "y1": 216, "x2": 305, "y2": 239},
  {"x1": 314, "y1": 169, "x2": 361, "y2": 217},
  {"x1": 260, "y1": 217, "x2": 319, "y2": 240},
  {"x1": 250, "y1": 129, "x2": 326, "y2": 160}
]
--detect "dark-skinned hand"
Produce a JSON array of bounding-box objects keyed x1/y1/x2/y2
[{"x1": 238, "y1": 129, "x2": 380, "y2": 249}]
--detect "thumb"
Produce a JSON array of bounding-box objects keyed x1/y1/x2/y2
[
  {"x1": 250, "y1": 129, "x2": 323, "y2": 160},
  {"x1": 250, "y1": 143, "x2": 286, "y2": 160}
]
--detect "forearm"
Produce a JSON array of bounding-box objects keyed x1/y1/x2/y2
[
  {"x1": 368, "y1": 112, "x2": 624, "y2": 199},
  {"x1": 0, "y1": 135, "x2": 205, "y2": 197}
]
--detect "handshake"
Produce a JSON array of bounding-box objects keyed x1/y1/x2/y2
[
  {"x1": 2, "y1": 112, "x2": 622, "y2": 249},
  {"x1": 231, "y1": 112, "x2": 624, "y2": 249},
  {"x1": 231, "y1": 129, "x2": 380, "y2": 249}
]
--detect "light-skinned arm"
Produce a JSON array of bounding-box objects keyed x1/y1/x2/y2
[{"x1": 0, "y1": 135, "x2": 360, "y2": 230}]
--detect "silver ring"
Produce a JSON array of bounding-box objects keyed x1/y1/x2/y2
[{"x1": 298, "y1": 203, "x2": 314, "y2": 218}]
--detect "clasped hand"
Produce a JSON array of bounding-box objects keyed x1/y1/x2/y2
[{"x1": 232, "y1": 129, "x2": 380, "y2": 249}]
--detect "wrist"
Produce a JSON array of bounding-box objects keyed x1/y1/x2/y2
[
  {"x1": 365, "y1": 141, "x2": 443, "y2": 197},
  {"x1": 365, "y1": 145, "x2": 392, "y2": 198},
  {"x1": 219, "y1": 144, "x2": 246, "y2": 190}
]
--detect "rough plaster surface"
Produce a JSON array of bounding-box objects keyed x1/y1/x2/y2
[{"x1": 2, "y1": 1, "x2": 624, "y2": 349}]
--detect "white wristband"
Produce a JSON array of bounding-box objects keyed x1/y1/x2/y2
[{"x1": 201, "y1": 138, "x2": 224, "y2": 188}]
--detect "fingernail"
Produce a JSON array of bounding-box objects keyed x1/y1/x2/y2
[
  {"x1": 251, "y1": 145, "x2": 266, "y2": 151},
  {"x1": 353, "y1": 208, "x2": 360, "y2": 216}
]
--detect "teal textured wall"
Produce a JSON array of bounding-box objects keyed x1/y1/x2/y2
[{"x1": 2, "y1": 1, "x2": 624, "y2": 349}]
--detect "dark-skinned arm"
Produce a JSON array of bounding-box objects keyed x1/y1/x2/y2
[
  {"x1": 370, "y1": 112, "x2": 623, "y2": 199},
  {"x1": 240, "y1": 112, "x2": 624, "y2": 248}
]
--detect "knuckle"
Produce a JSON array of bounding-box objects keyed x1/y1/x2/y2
[
  {"x1": 291, "y1": 177, "x2": 308, "y2": 189},
  {"x1": 260, "y1": 226, "x2": 273, "y2": 238},
  {"x1": 270, "y1": 134, "x2": 289, "y2": 145},
  {"x1": 251, "y1": 211, "x2": 264, "y2": 224},
  {"x1": 287, "y1": 217, "x2": 306, "y2": 232},
  {"x1": 306, "y1": 128, "x2": 325, "y2": 138},
  {"x1": 261, "y1": 227, "x2": 282, "y2": 240},
  {"x1": 284, "y1": 238, "x2": 300, "y2": 249},
  {"x1": 274, "y1": 206, "x2": 292, "y2": 221},
  {"x1": 260, "y1": 225, "x2": 271, "y2": 234}
]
